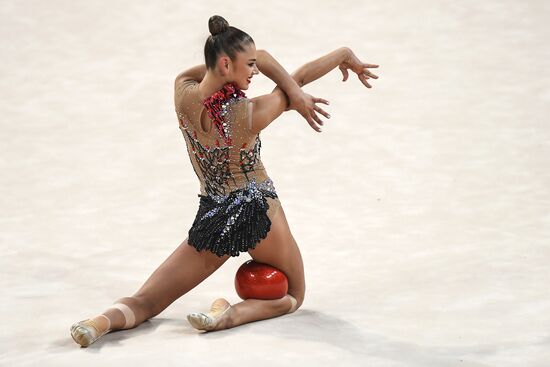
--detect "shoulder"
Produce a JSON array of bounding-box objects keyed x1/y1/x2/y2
[
  {"x1": 174, "y1": 75, "x2": 199, "y2": 95},
  {"x1": 174, "y1": 75, "x2": 200, "y2": 111},
  {"x1": 245, "y1": 87, "x2": 288, "y2": 134}
]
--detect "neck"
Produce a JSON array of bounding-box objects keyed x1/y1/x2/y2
[{"x1": 198, "y1": 71, "x2": 231, "y2": 101}]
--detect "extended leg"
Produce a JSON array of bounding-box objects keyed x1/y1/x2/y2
[{"x1": 71, "y1": 238, "x2": 230, "y2": 346}]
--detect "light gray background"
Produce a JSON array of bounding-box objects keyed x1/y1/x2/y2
[{"x1": 1, "y1": 0, "x2": 549, "y2": 366}]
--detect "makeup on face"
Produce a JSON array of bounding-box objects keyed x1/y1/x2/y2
[{"x1": 232, "y1": 44, "x2": 257, "y2": 90}]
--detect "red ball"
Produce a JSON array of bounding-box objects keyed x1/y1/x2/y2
[{"x1": 235, "y1": 260, "x2": 288, "y2": 300}]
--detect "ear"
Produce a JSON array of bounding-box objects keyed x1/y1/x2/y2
[{"x1": 217, "y1": 55, "x2": 231, "y2": 76}]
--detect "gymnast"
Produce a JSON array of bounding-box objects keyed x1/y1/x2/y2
[{"x1": 70, "y1": 14, "x2": 378, "y2": 347}]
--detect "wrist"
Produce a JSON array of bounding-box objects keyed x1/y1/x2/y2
[
  {"x1": 339, "y1": 47, "x2": 351, "y2": 63},
  {"x1": 286, "y1": 87, "x2": 303, "y2": 102}
]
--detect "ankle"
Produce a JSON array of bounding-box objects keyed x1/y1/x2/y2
[
  {"x1": 103, "y1": 302, "x2": 137, "y2": 330},
  {"x1": 218, "y1": 306, "x2": 234, "y2": 330}
]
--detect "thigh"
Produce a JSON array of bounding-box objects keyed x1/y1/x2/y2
[
  {"x1": 247, "y1": 205, "x2": 305, "y2": 304},
  {"x1": 133, "y1": 238, "x2": 231, "y2": 316}
]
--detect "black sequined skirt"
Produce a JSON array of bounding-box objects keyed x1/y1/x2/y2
[{"x1": 188, "y1": 178, "x2": 278, "y2": 257}]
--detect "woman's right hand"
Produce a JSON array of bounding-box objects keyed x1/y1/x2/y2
[
  {"x1": 339, "y1": 48, "x2": 379, "y2": 88},
  {"x1": 287, "y1": 90, "x2": 331, "y2": 133}
]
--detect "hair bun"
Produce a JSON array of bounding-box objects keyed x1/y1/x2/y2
[{"x1": 208, "y1": 15, "x2": 229, "y2": 36}]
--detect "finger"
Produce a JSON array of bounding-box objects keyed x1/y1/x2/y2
[
  {"x1": 358, "y1": 74, "x2": 372, "y2": 88},
  {"x1": 311, "y1": 111, "x2": 325, "y2": 126},
  {"x1": 307, "y1": 117, "x2": 322, "y2": 132},
  {"x1": 307, "y1": 116, "x2": 322, "y2": 132},
  {"x1": 302, "y1": 115, "x2": 318, "y2": 130},
  {"x1": 314, "y1": 105, "x2": 331, "y2": 119},
  {"x1": 363, "y1": 63, "x2": 379, "y2": 68},
  {"x1": 314, "y1": 97, "x2": 330, "y2": 105},
  {"x1": 340, "y1": 67, "x2": 349, "y2": 82},
  {"x1": 364, "y1": 69, "x2": 379, "y2": 79}
]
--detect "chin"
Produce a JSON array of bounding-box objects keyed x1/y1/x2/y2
[{"x1": 230, "y1": 79, "x2": 250, "y2": 90}]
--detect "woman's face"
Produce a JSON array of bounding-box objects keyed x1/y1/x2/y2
[{"x1": 228, "y1": 42, "x2": 259, "y2": 90}]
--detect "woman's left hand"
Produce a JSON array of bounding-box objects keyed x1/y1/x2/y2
[
  {"x1": 339, "y1": 48, "x2": 379, "y2": 88},
  {"x1": 287, "y1": 91, "x2": 331, "y2": 132}
]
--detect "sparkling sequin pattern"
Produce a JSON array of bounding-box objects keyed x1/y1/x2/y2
[
  {"x1": 177, "y1": 120, "x2": 234, "y2": 196},
  {"x1": 175, "y1": 79, "x2": 281, "y2": 257},
  {"x1": 177, "y1": 82, "x2": 267, "y2": 197},
  {"x1": 239, "y1": 136, "x2": 261, "y2": 181},
  {"x1": 188, "y1": 177, "x2": 278, "y2": 257},
  {"x1": 202, "y1": 83, "x2": 246, "y2": 147}
]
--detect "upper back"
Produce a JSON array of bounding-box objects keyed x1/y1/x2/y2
[
  {"x1": 173, "y1": 77, "x2": 268, "y2": 196},
  {"x1": 174, "y1": 78, "x2": 254, "y2": 143}
]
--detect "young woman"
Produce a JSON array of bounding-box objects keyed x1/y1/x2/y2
[{"x1": 70, "y1": 15, "x2": 378, "y2": 347}]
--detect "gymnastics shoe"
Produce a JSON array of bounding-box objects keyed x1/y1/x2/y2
[
  {"x1": 187, "y1": 298, "x2": 231, "y2": 331},
  {"x1": 70, "y1": 318, "x2": 110, "y2": 347}
]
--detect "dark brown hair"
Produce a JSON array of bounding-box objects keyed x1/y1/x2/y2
[{"x1": 204, "y1": 15, "x2": 254, "y2": 70}]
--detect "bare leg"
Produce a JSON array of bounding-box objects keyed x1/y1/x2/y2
[
  {"x1": 187, "y1": 294, "x2": 297, "y2": 331},
  {"x1": 71, "y1": 238, "x2": 230, "y2": 346},
  {"x1": 229, "y1": 295, "x2": 296, "y2": 326},
  {"x1": 188, "y1": 205, "x2": 305, "y2": 332}
]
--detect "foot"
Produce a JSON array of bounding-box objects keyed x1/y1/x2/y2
[
  {"x1": 285, "y1": 294, "x2": 298, "y2": 314},
  {"x1": 70, "y1": 317, "x2": 110, "y2": 347},
  {"x1": 187, "y1": 298, "x2": 232, "y2": 331}
]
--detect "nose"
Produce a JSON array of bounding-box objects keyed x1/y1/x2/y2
[{"x1": 252, "y1": 65, "x2": 259, "y2": 75}]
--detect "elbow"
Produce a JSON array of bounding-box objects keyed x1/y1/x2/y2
[{"x1": 256, "y1": 49, "x2": 269, "y2": 59}]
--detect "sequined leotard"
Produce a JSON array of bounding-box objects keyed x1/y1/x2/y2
[{"x1": 174, "y1": 78, "x2": 281, "y2": 257}]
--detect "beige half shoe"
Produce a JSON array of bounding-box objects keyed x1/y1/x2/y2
[
  {"x1": 70, "y1": 319, "x2": 110, "y2": 347},
  {"x1": 187, "y1": 298, "x2": 231, "y2": 331}
]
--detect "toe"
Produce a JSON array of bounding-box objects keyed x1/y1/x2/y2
[{"x1": 187, "y1": 312, "x2": 212, "y2": 330}]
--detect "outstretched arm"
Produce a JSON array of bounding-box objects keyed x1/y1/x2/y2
[
  {"x1": 255, "y1": 49, "x2": 302, "y2": 105},
  {"x1": 291, "y1": 47, "x2": 378, "y2": 88},
  {"x1": 255, "y1": 50, "x2": 333, "y2": 129},
  {"x1": 291, "y1": 47, "x2": 350, "y2": 87},
  {"x1": 248, "y1": 49, "x2": 328, "y2": 125},
  {"x1": 249, "y1": 47, "x2": 379, "y2": 134},
  {"x1": 175, "y1": 50, "x2": 327, "y2": 127},
  {"x1": 173, "y1": 49, "x2": 303, "y2": 100}
]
